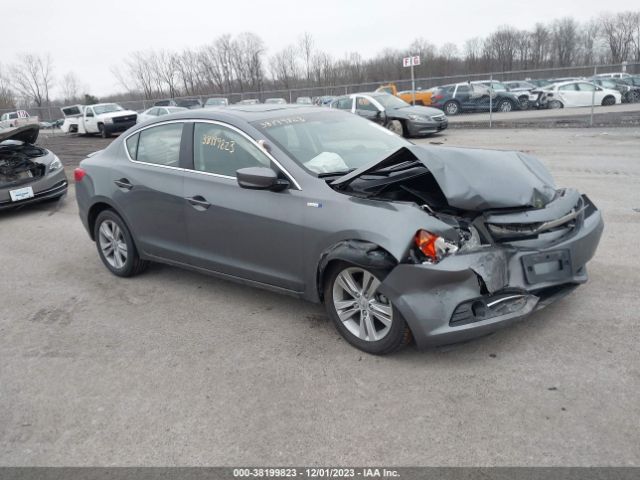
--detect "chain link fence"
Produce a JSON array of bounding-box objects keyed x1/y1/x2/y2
[{"x1": 2, "y1": 62, "x2": 639, "y2": 124}]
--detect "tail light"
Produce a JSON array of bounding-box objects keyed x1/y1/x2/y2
[
  {"x1": 74, "y1": 167, "x2": 86, "y2": 182},
  {"x1": 433, "y1": 94, "x2": 445, "y2": 101}
]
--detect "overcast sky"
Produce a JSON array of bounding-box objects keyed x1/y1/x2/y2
[{"x1": 2, "y1": 0, "x2": 638, "y2": 97}]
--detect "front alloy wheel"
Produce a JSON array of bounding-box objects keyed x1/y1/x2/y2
[
  {"x1": 325, "y1": 263, "x2": 411, "y2": 354},
  {"x1": 386, "y1": 119, "x2": 404, "y2": 136}
]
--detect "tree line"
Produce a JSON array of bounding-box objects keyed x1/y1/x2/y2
[{"x1": 1, "y1": 10, "x2": 640, "y2": 110}]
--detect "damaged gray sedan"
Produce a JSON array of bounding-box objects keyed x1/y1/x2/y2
[
  {"x1": 1, "y1": 125, "x2": 68, "y2": 210},
  {"x1": 75, "y1": 106, "x2": 603, "y2": 354}
]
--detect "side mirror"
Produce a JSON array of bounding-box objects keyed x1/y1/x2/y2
[{"x1": 237, "y1": 167, "x2": 289, "y2": 191}]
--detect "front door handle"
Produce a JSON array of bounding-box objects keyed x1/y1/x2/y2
[
  {"x1": 114, "y1": 178, "x2": 133, "y2": 190},
  {"x1": 186, "y1": 195, "x2": 211, "y2": 210}
]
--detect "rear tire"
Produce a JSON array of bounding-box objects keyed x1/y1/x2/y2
[
  {"x1": 324, "y1": 262, "x2": 411, "y2": 355},
  {"x1": 443, "y1": 100, "x2": 460, "y2": 115},
  {"x1": 601, "y1": 95, "x2": 616, "y2": 106},
  {"x1": 94, "y1": 209, "x2": 149, "y2": 277}
]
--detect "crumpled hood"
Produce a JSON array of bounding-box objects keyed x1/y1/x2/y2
[
  {"x1": 407, "y1": 144, "x2": 556, "y2": 211},
  {"x1": 333, "y1": 144, "x2": 557, "y2": 211},
  {"x1": 0, "y1": 124, "x2": 39, "y2": 145}
]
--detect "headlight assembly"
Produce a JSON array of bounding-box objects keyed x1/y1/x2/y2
[
  {"x1": 407, "y1": 114, "x2": 429, "y2": 122},
  {"x1": 48, "y1": 155, "x2": 62, "y2": 173},
  {"x1": 414, "y1": 230, "x2": 458, "y2": 263},
  {"x1": 103, "y1": 117, "x2": 114, "y2": 124}
]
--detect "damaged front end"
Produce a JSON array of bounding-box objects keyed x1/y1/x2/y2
[
  {"x1": 330, "y1": 145, "x2": 604, "y2": 347},
  {"x1": 0, "y1": 125, "x2": 68, "y2": 209}
]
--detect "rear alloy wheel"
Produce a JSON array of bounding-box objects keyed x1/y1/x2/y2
[
  {"x1": 601, "y1": 95, "x2": 616, "y2": 106},
  {"x1": 386, "y1": 119, "x2": 404, "y2": 136},
  {"x1": 94, "y1": 210, "x2": 148, "y2": 277},
  {"x1": 324, "y1": 263, "x2": 411, "y2": 355},
  {"x1": 628, "y1": 91, "x2": 640, "y2": 103},
  {"x1": 443, "y1": 100, "x2": 460, "y2": 115},
  {"x1": 497, "y1": 99, "x2": 513, "y2": 112}
]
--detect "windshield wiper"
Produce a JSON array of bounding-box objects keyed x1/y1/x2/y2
[{"x1": 318, "y1": 169, "x2": 355, "y2": 178}]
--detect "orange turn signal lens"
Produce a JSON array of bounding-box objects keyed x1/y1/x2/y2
[{"x1": 414, "y1": 230, "x2": 439, "y2": 261}]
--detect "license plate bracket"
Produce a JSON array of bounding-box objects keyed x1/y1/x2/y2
[
  {"x1": 9, "y1": 186, "x2": 34, "y2": 202},
  {"x1": 522, "y1": 250, "x2": 572, "y2": 284}
]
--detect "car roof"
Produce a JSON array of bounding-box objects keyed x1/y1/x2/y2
[{"x1": 157, "y1": 104, "x2": 323, "y2": 123}]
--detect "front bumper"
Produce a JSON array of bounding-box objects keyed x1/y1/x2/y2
[
  {"x1": 378, "y1": 206, "x2": 604, "y2": 348},
  {"x1": 0, "y1": 170, "x2": 68, "y2": 210},
  {"x1": 406, "y1": 118, "x2": 449, "y2": 136},
  {"x1": 104, "y1": 120, "x2": 136, "y2": 134}
]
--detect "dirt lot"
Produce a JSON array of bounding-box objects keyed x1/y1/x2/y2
[{"x1": 1, "y1": 128, "x2": 639, "y2": 466}]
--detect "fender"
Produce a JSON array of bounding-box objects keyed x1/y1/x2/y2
[{"x1": 316, "y1": 240, "x2": 398, "y2": 301}]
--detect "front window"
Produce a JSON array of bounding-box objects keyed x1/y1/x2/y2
[
  {"x1": 193, "y1": 122, "x2": 270, "y2": 177},
  {"x1": 93, "y1": 104, "x2": 124, "y2": 115},
  {"x1": 370, "y1": 94, "x2": 409, "y2": 109},
  {"x1": 253, "y1": 111, "x2": 410, "y2": 175}
]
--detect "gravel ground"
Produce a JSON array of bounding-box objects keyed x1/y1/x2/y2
[{"x1": 0, "y1": 128, "x2": 638, "y2": 466}]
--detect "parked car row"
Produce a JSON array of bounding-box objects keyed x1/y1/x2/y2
[
  {"x1": 151, "y1": 96, "x2": 314, "y2": 109},
  {"x1": 376, "y1": 71, "x2": 639, "y2": 115}
]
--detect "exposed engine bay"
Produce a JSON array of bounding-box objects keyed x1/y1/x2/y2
[{"x1": 0, "y1": 142, "x2": 47, "y2": 189}]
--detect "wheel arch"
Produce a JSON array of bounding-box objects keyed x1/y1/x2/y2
[{"x1": 316, "y1": 240, "x2": 398, "y2": 302}]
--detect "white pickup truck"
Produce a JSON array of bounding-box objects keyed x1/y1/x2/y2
[
  {"x1": 0, "y1": 110, "x2": 39, "y2": 129},
  {"x1": 61, "y1": 103, "x2": 137, "y2": 138}
]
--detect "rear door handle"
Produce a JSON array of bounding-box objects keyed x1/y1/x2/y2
[
  {"x1": 114, "y1": 178, "x2": 133, "y2": 190},
  {"x1": 186, "y1": 195, "x2": 211, "y2": 209}
]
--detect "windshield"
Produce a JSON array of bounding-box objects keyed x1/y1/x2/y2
[
  {"x1": 93, "y1": 104, "x2": 124, "y2": 115},
  {"x1": 206, "y1": 98, "x2": 228, "y2": 105},
  {"x1": 253, "y1": 111, "x2": 410, "y2": 175},
  {"x1": 371, "y1": 94, "x2": 409, "y2": 109}
]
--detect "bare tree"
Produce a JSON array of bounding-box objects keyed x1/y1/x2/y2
[
  {"x1": 530, "y1": 23, "x2": 551, "y2": 68},
  {"x1": 552, "y1": 18, "x2": 579, "y2": 66},
  {"x1": 298, "y1": 32, "x2": 314, "y2": 84},
  {"x1": 600, "y1": 12, "x2": 636, "y2": 62},
  {"x1": 0, "y1": 64, "x2": 15, "y2": 109},
  {"x1": 269, "y1": 46, "x2": 300, "y2": 89},
  {"x1": 11, "y1": 53, "x2": 54, "y2": 107},
  {"x1": 61, "y1": 71, "x2": 81, "y2": 103}
]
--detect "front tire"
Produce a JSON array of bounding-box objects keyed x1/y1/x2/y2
[
  {"x1": 497, "y1": 99, "x2": 514, "y2": 112},
  {"x1": 385, "y1": 119, "x2": 404, "y2": 136},
  {"x1": 601, "y1": 95, "x2": 616, "y2": 106},
  {"x1": 548, "y1": 100, "x2": 563, "y2": 109},
  {"x1": 98, "y1": 123, "x2": 110, "y2": 138},
  {"x1": 324, "y1": 262, "x2": 411, "y2": 355},
  {"x1": 518, "y1": 95, "x2": 530, "y2": 110},
  {"x1": 94, "y1": 209, "x2": 149, "y2": 277}
]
